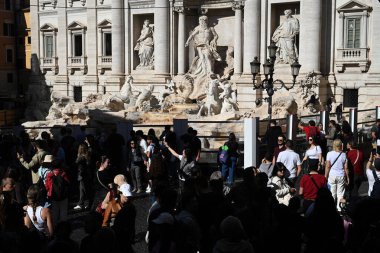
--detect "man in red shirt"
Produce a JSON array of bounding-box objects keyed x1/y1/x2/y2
[
  {"x1": 298, "y1": 120, "x2": 321, "y2": 141},
  {"x1": 299, "y1": 163, "x2": 327, "y2": 214},
  {"x1": 346, "y1": 140, "x2": 364, "y2": 198}
]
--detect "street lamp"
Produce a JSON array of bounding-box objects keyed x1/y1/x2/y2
[{"x1": 250, "y1": 41, "x2": 301, "y2": 121}]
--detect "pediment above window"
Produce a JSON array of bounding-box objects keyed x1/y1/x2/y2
[
  {"x1": 67, "y1": 21, "x2": 86, "y2": 30},
  {"x1": 337, "y1": 0, "x2": 372, "y2": 13},
  {"x1": 98, "y1": 19, "x2": 112, "y2": 29},
  {"x1": 40, "y1": 23, "x2": 57, "y2": 32}
]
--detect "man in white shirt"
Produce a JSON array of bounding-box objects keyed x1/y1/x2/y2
[
  {"x1": 366, "y1": 153, "x2": 380, "y2": 196},
  {"x1": 276, "y1": 140, "x2": 302, "y2": 185}
]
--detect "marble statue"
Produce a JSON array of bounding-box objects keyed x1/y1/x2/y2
[
  {"x1": 272, "y1": 9, "x2": 299, "y2": 64},
  {"x1": 135, "y1": 19, "x2": 154, "y2": 70},
  {"x1": 135, "y1": 85, "x2": 154, "y2": 109},
  {"x1": 219, "y1": 81, "x2": 238, "y2": 113},
  {"x1": 185, "y1": 15, "x2": 222, "y2": 99},
  {"x1": 119, "y1": 75, "x2": 135, "y2": 103},
  {"x1": 221, "y1": 46, "x2": 234, "y2": 79},
  {"x1": 158, "y1": 79, "x2": 176, "y2": 104},
  {"x1": 185, "y1": 15, "x2": 221, "y2": 76},
  {"x1": 197, "y1": 75, "x2": 221, "y2": 117}
]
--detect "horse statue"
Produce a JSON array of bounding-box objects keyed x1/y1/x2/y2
[{"x1": 197, "y1": 75, "x2": 222, "y2": 117}]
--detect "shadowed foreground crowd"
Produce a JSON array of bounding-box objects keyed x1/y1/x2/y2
[{"x1": 0, "y1": 123, "x2": 380, "y2": 253}]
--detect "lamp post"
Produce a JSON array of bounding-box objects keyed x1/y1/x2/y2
[{"x1": 250, "y1": 41, "x2": 301, "y2": 121}]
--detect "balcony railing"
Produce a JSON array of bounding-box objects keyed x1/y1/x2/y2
[
  {"x1": 40, "y1": 57, "x2": 58, "y2": 74},
  {"x1": 336, "y1": 48, "x2": 370, "y2": 72},
  {"x1": 99, "y1": 56, "x2": 112, "y2": 64},
  {"x1": 68, "y1": 56, "x2": 87, "y2": 74},
  {"x1": 97, "y1": 56, "x2": 112, "y2": 74}
]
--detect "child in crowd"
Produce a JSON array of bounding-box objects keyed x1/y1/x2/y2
[{"x1": 114, "y1": 174, "x2": 132, "y2": 198}]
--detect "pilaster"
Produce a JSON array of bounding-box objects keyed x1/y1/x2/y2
[{"x1": 155, "y1": 0, "x2": 170, "y2": 76}]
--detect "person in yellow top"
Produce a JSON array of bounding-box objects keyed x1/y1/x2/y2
[{"x1": 17, "y1": 140, "x2": 48, "y2": 184}]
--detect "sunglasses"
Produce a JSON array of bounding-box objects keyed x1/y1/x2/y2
[
  {"x1": 278, "y1": 139, "x2": 284, "y2": 142},
  {"x1": 308, "y1": 139, "x2": 313, "y2": 141}
]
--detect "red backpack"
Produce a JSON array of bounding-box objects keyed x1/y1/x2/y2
[{"x1": 45, "y1": 169, "x2": 69, "y2": 201}]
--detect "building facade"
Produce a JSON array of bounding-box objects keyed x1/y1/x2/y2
[
  {"x1": 0, "y1": 0, "x2": 30, "y2": 108},
  {"x1": 29, "y1": 0, "x2": 380, "y2": 113}
]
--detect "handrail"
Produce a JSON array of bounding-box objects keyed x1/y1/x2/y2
[{"x1": 188, "y1": 120, "x2": 243, "y2": 124}]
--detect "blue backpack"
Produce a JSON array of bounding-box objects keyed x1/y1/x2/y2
[{"x1": 219, "y1": 145, "x2": 229, "y2": 164}]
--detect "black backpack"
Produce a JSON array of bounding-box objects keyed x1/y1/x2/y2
[
  {"x1": 371, "y1": 170, "x2": 380, "y2": 199},
  {"x1": 51, "y1": 170, "x2": 69, "y2": 201}
]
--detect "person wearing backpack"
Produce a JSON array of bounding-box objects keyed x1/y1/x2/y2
[
  {"x1": 45, "y1": 161, "x2": 70, "y2": 225},
  {"x1": 220, "y1": 133, "x2": 240, "y2": 186},
  {"x1": 366, "y1": 153, "x2": 380, "y2": 199},
  {"x1": 299, "y1": 160, "x2": 327, "y2": 214}
]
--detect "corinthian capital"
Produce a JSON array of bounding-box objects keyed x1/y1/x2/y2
[{"x1": 232, "y1": 1, "x2": 244, "y2": 11}]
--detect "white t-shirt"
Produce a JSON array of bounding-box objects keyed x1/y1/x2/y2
[
  {"x1": 305, "y1": 145, "x2": 322, "y2": 159},
  {"x1": 326, "y1": 151, "x2": 347, "y2": 177},
  {"x1": 146, "y1": 144, "x2": 155, "y2": 165},
  {"x1": 277, "y1": 149, "x2": 301, "y2": 178},
  {"x1": 140, "y1": 139, "x2": 148, "y2": 153},
  {"x1": 119, "y1": 183, "x2": 132, "y2": 197},
  {"x1": 366, "y1": 168, "x2": 380, "y2": 196}
]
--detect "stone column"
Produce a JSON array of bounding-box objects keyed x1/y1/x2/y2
[
  {"x1": 30, "y1": 0, "x2": 39, "y2": 74},
  {"x1": 360, "y1": 10, "x2": 368, "y2": 48},
  {"x1": 177, "y1": 7, "x2": 186, "y2": 75},
  {"x1": 299, "y1": 0, "x2": 322, "y2": 73},
  {"x1": 155, "y1": 0, "x2": 170, "y2": 75},
  {"x1": 337, "y1": 12, "x2": 344, "y2": 49},
  {"x1": 86, "y1": 1, "x2": 97, "y2": 76},
  {"x1": 243, "y1": 0, "x2": 261, "y2": 74},
  {"x1": 233, "y1": 3, "x2": 243, "y2": 75},
  {"x1": 112, "y1": 0, "x2": 124, "y2": 75},
  {"x1": 124, "y1": 1, "x2": 131, "y2": 74},
  {"x1": 83, "y1": 0, "x2": 98, "y2": 96},
  {"x1": 370, "y1": 3, "x2": 380, "y2": 72},
  {"x1": 56, "y1": 0, "x2": 69, "y2": 95}
]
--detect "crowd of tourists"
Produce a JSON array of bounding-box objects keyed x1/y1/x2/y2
[{"x1": 0, "y1": 119, "x2": 380, "y2": 253}]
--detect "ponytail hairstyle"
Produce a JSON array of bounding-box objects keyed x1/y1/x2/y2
[
  {"x1": 27, "y1": 185, "x2": 40, "y2": 224},
  {"x1": 96, "y1": 155, "x2": 109, "y2": 169}
]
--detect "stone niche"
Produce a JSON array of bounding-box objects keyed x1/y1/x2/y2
[
  {"x1": 186, "y1": 8, "x2": 235, "y2": 79},
  {"x1": 132, "y1": 13, "x2": 154, "y2": 72}
]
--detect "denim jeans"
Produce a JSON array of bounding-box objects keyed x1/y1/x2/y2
[
  {"x1": 221, "y1": 157, "x2": 237, "y2": 185},
  {"x1": 131, "y1": 166, "x2": 142, "y2": 190}
]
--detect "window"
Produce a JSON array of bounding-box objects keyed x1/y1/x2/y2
[
  {"x1": 74, "y1": 86, "x2": 82, "y2": 102},
  {"x1": 44, "y1": 35, "x2": 54, "y2": 58},
  {"x1": 73, "y1": 34, "x2": 83, "y2": 57},
  {"x1": 6, "y1": 49, "x2": 13, "y2": 63},
  {"x1": 7, "y1": 73, "x2": 13, "y2": 83},
  {"x1": 3, "y1": 23, "x2": 15, "y2": 36},
  {"x1": 5, "y1": 0, "x2": 11, "y2": 10},
  {"x1": 343, "y1": 89, "x2": 358, "y2": 108},
  {"x1": 346, "y1": 17, "x2": 360, "y2": 48},
  {"x1": 104, "y1": 33, "x2": 112, "y2": 56},
  {"x1": 27, "y1": 36, "x2": 31, "y2": 44}
]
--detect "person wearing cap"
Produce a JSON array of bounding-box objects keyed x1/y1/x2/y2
[
  {"x1": 366, "y1": 152, "x2": 380, "y2": 196},
  {"x1": 38, "y1": 154, "x2": 54, "y2": 207}
]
